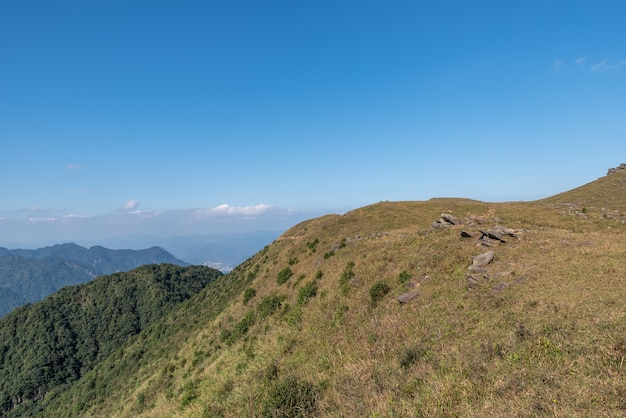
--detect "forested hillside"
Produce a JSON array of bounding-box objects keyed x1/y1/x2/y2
[
  {"x1": 0, "y1": 243, "x2": 188, "y2": 317},
  {"x1": 0, "y1": 263, "x2": 221, "y2": 416}
]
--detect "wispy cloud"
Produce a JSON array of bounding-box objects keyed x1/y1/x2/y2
[
  {"x1": 553, "y1": 59, "x2": 565, "y2": 72},
  {"x1": 214, "y1": 204, "x2": 272, "y2": 216},
  {"x1": 591, "y1": 59, "x2": 626, "y2": 72},
  {"x1": 591, "y1": 59, "x2": 608, "y2": 72},
  {"x1": 0, "y1": 203, "x2": 315, "y2": 247},
  {"x1": 553, "y1": 57, "x2": 626, "y2": 73},
  {"x1": 194, "y1": 204, "x2": 274, "y2": 218},
  {"x1": 66, "y1": 163, "x2": 84, "y2": 170},
  {"x1": 123, "y1": 200, "x2": 140, "y2": 211},
  {"x1": 27, "y1": 217, "x2": 58, "y2": 224}
]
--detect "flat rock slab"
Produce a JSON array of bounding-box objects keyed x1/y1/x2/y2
[
  {"x1": 471, "y1": 250, "x2": 494, "y2": 268},
  {"x1": 440, "y1": 213, "x2": 463, "y2": 225},
  {"x1": 491, "y1": 282, "x2": 509, "y2": 292},
  {"x1": 466, "y1": 274, "x2": 480, "y2": 289},
  {"x1": 397, "y1": 291, "x2": 421, "y2": 303}
]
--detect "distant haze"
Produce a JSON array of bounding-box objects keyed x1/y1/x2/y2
[{"x1": 0, "y1": 204, "x2": 320, "y2": 268}]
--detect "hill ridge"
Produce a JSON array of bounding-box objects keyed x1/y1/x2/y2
[
  {"x1": 2, "y1": 168, "x2": 626, "y2": 416},
  {"x1": 0, "y1": 243, "x2": 188, "y2": 317}
]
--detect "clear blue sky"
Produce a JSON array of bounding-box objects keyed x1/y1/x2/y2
[{"x1": 1, "y1": 1, "x2": 625, "y2": 246}]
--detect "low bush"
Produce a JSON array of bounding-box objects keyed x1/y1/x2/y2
[
  {"x1": 277, "y1": 267, "x2": 293, "y2": 285},
  {"x1": 263, "y1": 376, "x2": 318, "y2": 417},
  {"x1": 297, "y1": 281, "x2": 318, "y2": 306},
  {"x1": 398, "y1": 270, "x2": 412, "y2": 284},
  {"x1": 369, "y1": 280, "x2": 390, "y2": 304},
  {"x1": 243, "y1": 288, "x2": 256, "y2": 304},
  {"x1": 339, "y1": 261, "x2": 355, "y2": 295},
  {"x1": 257, "y1": 294, "x2": 286, "y2": 319}
]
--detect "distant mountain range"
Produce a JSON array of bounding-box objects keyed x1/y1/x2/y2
[
  {"x1": 0, "y1": 243, "x2": 187, "y2": 317},
  {"x1": 92, "y1": 230, "x2": 283, "y2": 270}
]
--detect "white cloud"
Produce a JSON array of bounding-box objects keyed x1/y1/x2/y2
[
  {"x1": 123, "y1": 200, "x2": 140, "y2": 211},
  {"x1": 575, "y1": 57, "x2": 586, "y2": 65},
  {"x1": 63, "y1": 214, "x2": 90, "y2": 219},
  {"x1": 27, "y1": 217, "x2": 58, "y2": 224},
  {"x1": 196, "y1": 204, "x2": 273, "y2": 217}
]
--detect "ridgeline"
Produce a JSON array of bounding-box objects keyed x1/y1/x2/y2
[{"x1": 2, "y1": 166, "x2": 626, "y2": 416}]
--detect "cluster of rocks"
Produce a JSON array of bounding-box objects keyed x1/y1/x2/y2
[
  {"x1": 466, "y1": 249, "x2": 521, "y2": 292},
  {"x1": 431, "y1": 212, "x2": 525, "y2": 247},
  {"x1": 607, "y1": 163, "x2": 626, "y2": 175},
  {"x1": 431, "y1": 213, "x2": 463, "y2": 229},
  {"x1": 463, "y1": 225, "x2": 523, "y2": 247},
  {"x1": 431, "y1": 212, "x2": 527, "y2": 293},
  {"x1": 398, "y1": 212, "x2": 529, "y2": 303}
]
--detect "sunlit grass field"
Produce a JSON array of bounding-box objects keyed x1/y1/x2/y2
[{"x1": 36, "y1": 171, "x2": 626, "y2": 417}]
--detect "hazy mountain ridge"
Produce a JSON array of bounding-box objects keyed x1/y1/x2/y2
[
  {"x1": 0, "y1": 243, "x2": 188, "y2": 317},
  {"x1": 92, "y1": 231, "x2": 283, "y2": 266},
  {"x1": 2, "y1": 168, "x2": 626, "y2": 416}
]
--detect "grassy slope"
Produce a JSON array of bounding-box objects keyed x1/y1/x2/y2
[{"x1": 44, "y1": 171, "x2": 626, "y2": 417}]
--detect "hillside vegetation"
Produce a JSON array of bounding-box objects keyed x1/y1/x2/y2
[
  {"x1": 0, "y1": 264, "x2": 221, "y2": 417},
  {"x1": 3, "y1": 168, "x2": 626, "y2": 417},
  {"x1": 0, "y1": 244, "x2": 188, "y2": 317}
]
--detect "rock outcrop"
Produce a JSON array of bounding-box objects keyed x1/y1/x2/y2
[
  {"x1": 431, "y1": 213, "x2": 463, "y2": 229},
  {"x1": 607, "y1": 163, "x2": 626, "y2": 175}
]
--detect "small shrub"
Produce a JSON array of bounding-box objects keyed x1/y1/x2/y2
[
  {"x1": 314, "y1": 270, "x2": 323, "y2": 280},
  {"x1": 263, "y1": 376, "x2": 318, "y2": 417},
  {"x1": 306, "y1": 238, "x2": 319, "y2": 252},
  {"x1": 339, "y1": 262, "x2": 356, "y2": 295},
  {"x1": 225, "y1": 311, "x2": 256, "y2": 345},
  {"x1": 258, "y1": 294, "x2": 286, "y2": 319},
  {"x1": 297, "y1": 281, "x2": 318, "y2": 306},
  {"x1": 323, "y1": 251, "x2": 335, "y2": 259},
  {"x1": 277, "y1": 267, "x2": 293, "y2": 285},
  {"x1": 399, "y1": 346, "x2": 428, "y2": 369},
  {"x1": 243, "y1": 287, "x2": 256, "y2": 304},
  {"x1": 338, "y1": 238, "x2": 347, "y2": 249},
  {"x1": 399, "y1": 270, "x2": 412, "y2": 284},
  {"x1": 369, "y1": 280, "x2": 391, "y2": 304},
  {"x1": 288, "y1": 257, "x2": 299, "y2": 265}
]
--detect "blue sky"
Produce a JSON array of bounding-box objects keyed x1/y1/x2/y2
[{"x1": 1, "y1": 0, "x2": 626, "y2": 247}]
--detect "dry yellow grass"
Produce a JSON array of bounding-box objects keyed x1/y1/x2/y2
[{"x1": 42, "y1": 170, "x2": 626, "y2": 417}]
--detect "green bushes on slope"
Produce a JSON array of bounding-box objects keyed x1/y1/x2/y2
[{"x1": 0, "y1": 264, "x2": 221, "y2": 416}]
